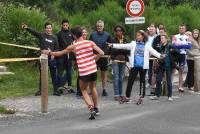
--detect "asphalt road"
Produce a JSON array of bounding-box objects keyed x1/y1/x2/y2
[{"x1": 0, "y1": 91, "x2": 200, "y2": 134}]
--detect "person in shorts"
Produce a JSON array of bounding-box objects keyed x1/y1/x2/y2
[
  {"x1": 89, "y1": 20, "x2": 112, "y2": 96},
  {"x1": 45, "y1": 26, "x2": 104, "y2": 120},
  {"x1": 172, "y1": 24, "x2": 192, "y2": 92}
]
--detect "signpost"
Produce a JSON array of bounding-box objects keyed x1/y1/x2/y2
[
  {"x1": 125, "y1": 17, "x2": 145, "y2": 24},
  {"x1": 125, "y1": 0, "x2": 145, "y2": 39}
]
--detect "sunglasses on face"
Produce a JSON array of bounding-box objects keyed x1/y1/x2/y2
[{"x1": 116, "y1": 29, "x2": 122, "y2": 32}]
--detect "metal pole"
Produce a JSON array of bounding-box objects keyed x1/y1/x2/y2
[{"x1": 133, "y1": 25, "x2": 136, "y2": 40}]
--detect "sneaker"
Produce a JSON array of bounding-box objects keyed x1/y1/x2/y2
[
  {"x1": 89, "y1": 109, "x2": 96, "y2": 120},
  {"x1": 188, "y1": 87, "x2": 194, "y2": 91},
  {"x1": 168, "y1": 97, "x2": 173, "y2": 101},
  {"x1": 125, "y1": 98, "x2": 132, "y2": 104},
  {"x1": 102, "y1": 89, "x2": 108, "y2": 96},
  {"x1": 94, "y1": 107, "x2": 100, "y2": 116},
  {"x1": 178, "y1": 88, "x2": 184, "y2": 93},
  {"x1": 53, "y1": 91, "x2": 61, "y2": 96},
  {"x1": 120, "y1": 97, "x2": 132, "y2": 104},
  {"x1": 145, "y1": 83, "x2": 150, "y2": 88},
  {"x1": 150, "y1": 96, "x2": 159, "y2": 100},
  {"x1": 69, "y1": 89, "x2": 75, "y2": 94},
  {"x1": 136, "y1": 97, "x2": 144, "y2": 105},
  {"x1": 114, "y1": 96, "x2": 120, "y2": 101},
  {"x1": 35, "y1": 90, "x2": 41, "y2": 96},
  {"x1": 150, "y1": 91, "x2": 155, "y2": 96},
  {"x1": 57, "y1": 88, "x2": 64, "y2": 94},
  {"x1": 120, "y1": 96, "x2": 126, "y2": 100},
  {"x1": 65, "y1": 86, "x2": 75, "y2": 94}
]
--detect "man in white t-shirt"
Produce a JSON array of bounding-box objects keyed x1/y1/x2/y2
[
  {"x1": 172, "y1": 24, "x2": 192, "y2": 92},
  {"x1": 147, "y1": 24, "x2": 157, "y2": 46},
  {"x1": 147, "y1": 24, "x2": 157, "y2": 95}
]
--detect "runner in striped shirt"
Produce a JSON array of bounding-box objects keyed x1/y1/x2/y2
[{"x1": 44, "y1": 26, "x2": 104, "y2": 120}]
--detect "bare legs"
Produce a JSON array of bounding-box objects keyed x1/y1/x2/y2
[{"x1": 79, "y1": 80, "x2": 98, "y2": 109}]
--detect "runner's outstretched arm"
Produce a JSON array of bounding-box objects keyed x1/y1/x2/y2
[{"x1": 46, "y1": 44, "x2": 75, "y2": 57}]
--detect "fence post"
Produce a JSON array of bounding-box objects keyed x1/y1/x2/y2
[
  {"x1": 194, "y1": 56, "x2": 200, "y2": 92},
  {"x1": 40, "y1": 54, "x2": 48, "y2": 113}
]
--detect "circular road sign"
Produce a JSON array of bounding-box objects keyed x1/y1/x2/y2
[{"x1": 126, "y1": 0, "x2": 145, "y2": 17}]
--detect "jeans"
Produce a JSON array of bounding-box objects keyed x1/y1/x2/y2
[
  {"x1": 39, "y1": 56, "x2": 58, "y2": 92},
  {"x1": 126, "y1": 68, "x2": 147, "y2": 98},
  {"x1": 57, "y1": 56, "x2": 72, "y2": 87},
  {"x1": 148, "y1": 60, "x2": 153, "y2": 85},
  {"x1": 187, "y1": 60, "x2": 194, "y2": 88},
  {"x1": 112, "y1": 63, "x2": 126, "y2": 96},
  {"x1": 156, "y1": 68, "x2": 172, "y2": 97}
]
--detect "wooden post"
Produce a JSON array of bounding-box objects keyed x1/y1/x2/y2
[
  {"x1": 194, "y1": 56, "x2": 200, "y2": 92},
  {"x1": 40, "y1": 54, "x2": 48, "y2": 113}
]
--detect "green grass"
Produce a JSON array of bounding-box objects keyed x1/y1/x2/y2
[
  {"x1": 0, "y1": 61, "x2": 110, "y2": 100},
  {"x1": 0, "y1": 105, "x2": 16, "y2": 114},
  {"x1": 0, "y1": 62, "x2": 52, "y2": 100},
  {"x1": 0, "y1": 105, "x2": 7, "y2": 113}
]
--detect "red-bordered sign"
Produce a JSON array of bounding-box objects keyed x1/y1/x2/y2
[{"x1": 126, "y1": 0, "x2": 145, "y2": 17}]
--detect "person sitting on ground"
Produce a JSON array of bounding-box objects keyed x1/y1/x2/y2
[{"x1": 43, "y1": 26, "x2": 104, "y2": 120}]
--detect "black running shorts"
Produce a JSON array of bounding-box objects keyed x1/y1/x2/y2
[
  {"x1": 79, "y1": 72, "x2": 97, "y2": 82},
  {"x1": 96, "y1": 58, "x2": 108, "y2": 71}
]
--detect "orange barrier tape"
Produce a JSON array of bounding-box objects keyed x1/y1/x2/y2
[
  {"x1": 0, "y1": 58, "x2": 40, "y2": 63},
  {"x1": 0, "y1": 42, "x2": 40, "y2": 51}
]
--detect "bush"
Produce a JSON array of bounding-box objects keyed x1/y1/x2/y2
[
  {"x1": 0, "y1": 2, "x2": 55, "y2": 58},
  {"x1": 86, "y1": 1, "x2": 125, "y2": 35},
  {"x1": 142, "y1": 4, "x2": 200, "y2": 35}
]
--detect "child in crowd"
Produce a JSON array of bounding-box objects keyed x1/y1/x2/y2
[{"x1": 108, "y1": 30, "x2": 164, "y2": 104}]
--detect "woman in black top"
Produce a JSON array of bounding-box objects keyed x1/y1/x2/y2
[{"x1": 110, "y1": 25, "x2": 129, "y2": 101}]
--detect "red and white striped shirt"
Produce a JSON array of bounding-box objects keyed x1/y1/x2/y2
[{"x1": 75, "y1": 40, "x2": 97, "y2": 76}]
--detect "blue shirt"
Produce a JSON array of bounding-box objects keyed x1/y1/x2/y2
[
  {"x1": 89, "y1": 31, "x2": 111, "y2": 50},
  {"x1": 134, "y1": 42, "x2": 145, "y2": 68}
]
